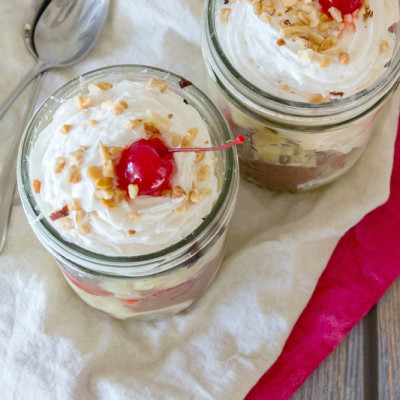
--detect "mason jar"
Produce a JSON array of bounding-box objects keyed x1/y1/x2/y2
[
  {"x1": 202, "y1": 0, "x2": 400, "y2": 191},
  {"x1": 17, "y1": 65, "x2": 239, "y2": 320}
]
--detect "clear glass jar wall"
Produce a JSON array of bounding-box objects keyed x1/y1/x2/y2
[
  {"x1": 17, "y1": 65, "x2": 239, "y2": 320},
  {"x1": 202, "y1": 0, "x2": 400, "y2": 192}
]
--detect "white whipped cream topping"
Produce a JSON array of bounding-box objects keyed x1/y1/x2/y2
[
  {"x1": 216, "y1": 0, "x2": 399, "y2": 101},
  {"x1": 30, "y1": 80, "x2": 219, "y2": 256}
]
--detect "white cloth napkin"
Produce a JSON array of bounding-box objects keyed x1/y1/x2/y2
[{"x1": 0, "y1": 1, "x2": 399, "y2": 399}]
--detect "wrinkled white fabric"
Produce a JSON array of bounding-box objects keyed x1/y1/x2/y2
[{"x1": 0, "y1": 1, "x2": 398, "y2": 399}]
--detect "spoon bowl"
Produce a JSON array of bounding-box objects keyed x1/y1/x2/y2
[{"x1": 0, "y1": 0, "x2": 109, "y2": 120}]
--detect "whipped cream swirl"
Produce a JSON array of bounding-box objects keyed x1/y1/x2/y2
[
  {"x1": 216, "y1": 0, "x2": 399, "y2": 101},
  {"x1": 30, "y1": 79, "x2": 219, "y2": 256}
]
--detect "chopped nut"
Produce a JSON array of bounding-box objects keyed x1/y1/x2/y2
[
  {"x1": 277, "y1": 38, "x2": 286, "y2": 46},
  {"x1": 168, "y1": 113, "x2": 173, "y2": 119},
  {"x1": 308, "y1": 30, "x2": 324, "y2": 46},
  {"x1": 143, "y1": 122, "x2": 161, "y2": 139},
  {"x1": 95, "y1": 178, "x2": 113, "y2": 190},
  {"x1": 102, "y1": 159, "x2": 115, "y2": 178},
  {"x1": 197, "y1": 165, "x2": 211, "y2": 181},
  {"x1": 53, "y1": 157, "x2": 66, "y2": 174},
  {"x1": 199, "y1": 188, "x2": 212, "y2": 197},
  {"x1": 77, "y1": 223, "x2": 91, "y2": 235},
  {"x1": 298, "y1": 49, "x2": 313, "y2": 65},
  {"x1": 96, "y1": 82, "x2": 113, "y2": 90},
  {"x1": 94, "y1": 189, "x2": 114, "y2": 200},
  {"x1": 280, "y1": 25, "x2": 309, "y2": 38},
  {"x1": 189, "y1": 189, "x2": 200, "y2": 204},
  {"x1": 253, "y1": 0, "x2": 262, "y2": 16},
  {"x1": 145, "y1": 109, "x2": 170, "y2": 131},
  {"x1": 188, "y1": 127, "x2": 199, "y2": 139},
  {"x1": 67, "y1": 165, "x2": 81, "y2": 184},
  {"x1": 182, "y1": 135, "x2": 194, "y2": 148},
  {"x1": 87, "y1": 165, "x2": 103, "y2": 181},
  {"x1": 99, "y1": 141, "x2": 110, "y2": 160},
  {"x1": 172, "y1": 186, "x2": 186, "y2": 199},
  {"x1": 88, "y1": 119, "x2": 99, "y2": 127},
  {"x1": 59, "y1": 124, "x2": 72, "y2": 135},
  {"x1": 75, "y1": 95, "x2": 92, "y2": 110},
  {"x1": 338, "y1": 52, "x2": 350, "y2": 65},
  {"x1": 113, "y1": 188, "x2": 126, "y2": 203},
  {"x1": 101, "y1": 199, "x2": 118, "y2": 209},
  {"x1": 175, "y1": 202, "x2": 188, "y2": 213},
  {"x1": 309, "y1": 94, "x2": 325, "y2": 103},
  {"x1": 170, "y1": 132, "x2": 181, "y2": 147},
  {"x1": 318, "y1": 56, "x2": 331, "y2": 68},
  {"x1": 328, "y1": 6, "x2": 342, "y2": 22},
  {"x1": 68, "y1": 198, "x2": 81, "y2": 211},
  {"x1": 145, "y1": 77, "x2": 168, "y2": 92},
  {"x1": 220, "y1": 8, "x2": 231, "y2": 24},
  {"x1": 32, "y1": 179, "x2": 41, "y2": 194},
  {"x1": 128, "y1": 230, "x2": 137, "y2": 237},
  {"x1": 282, "y1": 0, "x2": 298, "y2": 7},
  {"x1": 128, "y1": 212, "x2": 140, "y2": 222},
  {"x1": 125, "y1": 119, "x2": 143, "y2": 130},
  {"x1": 57, "y1": 217, "x2": 74, "y2": 230},
  {"x1": 195, "y1": 152, "x2": 206, "y2": 162},
  {"x1": 49, "y1": 205, "x2": 69, "y2": 221},
  {"x1": 128, "y1": 184, "x2": 139, "y2": 200},
  {"x1": 380, "y1": 40, "x2": 389, "y2": 53},
  {"x1": 317, "y1": 22, "x2": 329, "y2": 33},
  {"x1": 76, "y1": 210, "x2": 86, "y2": 224},
  {"x1": 113, "y1": 103, "x2": 125, "y2": 115},
  {"x1": 211, "y1": 156, "x2": 218, "y2": 165},
  {"x1": 161, "y1": 189, "x2": 172, "y2": 197},
  {"x1": 107, "y1": 146, "x2": 124, "y2": 158},
  {"x1": 69, "y1": 148, "x2": 85, "y2": 165}
]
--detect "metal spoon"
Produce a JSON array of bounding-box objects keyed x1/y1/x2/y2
[
  {"x1": 0, "y1": 0, "x2": 109, "y2": 252},
  {"x1": 0, "y1": 0, "x2": 109, "y2": 121},
  {"x1": 0, "y1": 1, "x2": 51, "y2": 253}
]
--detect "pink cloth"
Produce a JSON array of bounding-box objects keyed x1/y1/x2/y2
[{"x1": 246, "y1": 118, "x2": 400, "y2": 400}]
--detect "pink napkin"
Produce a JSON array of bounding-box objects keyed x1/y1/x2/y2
[{"x1": 246, "y1": 117, "x2": 400, "y2": 400}]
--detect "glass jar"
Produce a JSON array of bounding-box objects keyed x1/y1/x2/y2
[
  {"x1": 202, "y1": 0, "x2": 400, "y2": 191},
  {"x1": 17, "y1": 65, "x2": 239, "y2": 320}
]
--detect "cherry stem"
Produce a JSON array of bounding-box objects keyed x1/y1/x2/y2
[{"x1": 167, "y1": 135, "x2": 245, "y2": 154}]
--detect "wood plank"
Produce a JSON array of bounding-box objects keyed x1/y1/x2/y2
[
  {"x1": 291, "y1": 318, "x2": 365, "y2": 400},
  {"x1": 377, "y1": 276, "x2": 400, "y2": 400}
]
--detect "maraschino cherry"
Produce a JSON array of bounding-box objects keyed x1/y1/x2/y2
[
  {"x1": 115, "y1": 136, "x2": 244, "y2": 196},
  {"x1": 318, "y1": 0, "x2": 363, "y2": 15}
]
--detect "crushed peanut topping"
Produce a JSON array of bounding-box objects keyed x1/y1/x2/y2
[
  {"x1": 96, "y1": 82, "x2": 113, "y2": 90},
  {"x1": 146, "y1": 77, "x2": 168, "y2": 92},
  {"x1": 54, "y1": 157, "x2": 66, "y2": 174},
  {"x1": 69, "y1": 148, "x2": 85, "y2": 166},
  {"x1": 189, "y1": 189, "x2": 200, "y2": 204},
  {"x1": 170, "y1": 132, "x2": 181, "y2": 147},
  {"x1": 143, "y1": 122, "x2": 161, "y2": 139},
  {"x1": 95, "y1": 178, "x2": 113, "y2": 190},
  {"x1": 76, "y1": 210, "x2": 86, "y2": 224},
  {"x1": 113, "y1": 103, "x2": 125, "y2": 115},
  {"x1": 197, "y1": 165, "x2": 211, "y2": 181},
  {"x1": 75, "y1": 95, "x2": 92, "y2": 110},
  {"x1": 88, "y1": 119, "x2": 99, "y2": 127},
  {"x1": 102, "y1": 159, "x2": 115, "y2": 178},
  {"x1": 199, "y1": 188, "x2": 212, "y2": 197},
  {"x1": 220, "y1": 8, "x2": 231, "y2": 24},
  {"x1": 380, "y1": 40, "x2": 389, "y2": 53},
  {"x1": 87, "y1": 165, "x2": 103, "y2": 181},
  {"x1": 128, "y1": 184, "x2": 139, "y2": 200},
  {"x1": 145, "y1": 110, "x2": 170, "y2": 131},
  {"x1": 175, "y1": 202, "x2": 188, "y2": 213},
  {"x1": 128, "y1": 212, "x2": 140, "y2": 222},
  {"x1": 49, "y1": 205, "x2": 69, "y2": 221},
  {"x1": 99, "y1": 141, "x2": 110, "y2": 160},
  {"x1": 338, "y1": 52, "x2": 350, "y2": 65},
  {"x1": 68, "y1": 198, "x2": 81, "y2": 211},
  {"x1": 277, "y1": 38, "x2": 286, "y2": 47},
  {"x1": 195, "y1": 152, "x2": 206, "y2": 162},
  {"x1": 125, "y1": 119, "x2": 143, "y2": 130},
  {"x1": 59, "y1": 124, "x2": 72, "y2": 135},
  {"x1": 172, "y1": 186, "x2": 186, "y2": 199},
  {"x1": 32, "y1": 179, "x2": 41, "y2": 194},
  {"x1": 309, "y1": 93, "x2": 325, "y2": 103},
  {"x1": 67, "y1": 165, "x2": 81, "y2": 184},
  {"x1": 77, "y1": 223, "x2": 91, "y2": 235},
  {"x1": 57, "y1": 217, "x2": 74, "y2": 230}
]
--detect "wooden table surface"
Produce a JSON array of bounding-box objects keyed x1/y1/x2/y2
[{"x1": 291, "y1": 276, "x2": 400, "y2": 400}]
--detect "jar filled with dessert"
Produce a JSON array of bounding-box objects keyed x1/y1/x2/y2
[
  {"x1": 202, "y1": 0, "x2": 400, "y2": 191},
  {"x1": 17, "y1": 65, "x2": 239, "y2": 320}
]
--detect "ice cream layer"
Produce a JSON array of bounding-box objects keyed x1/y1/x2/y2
[
  {"x1": 30, "y1": 79, "x2": 219, "y2": 256},
  {"x1": 216, "y1": 0, "x2": 399, "y2": 102}
]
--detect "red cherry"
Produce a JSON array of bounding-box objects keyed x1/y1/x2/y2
[
  {"x1": 115, "y1": 138, "x2": 175, "y2": 196},
  {"x1": 318, "y1": 0, "x2": 363, "y2": 15}
]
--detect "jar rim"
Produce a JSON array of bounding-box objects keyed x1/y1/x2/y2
[
  {"x1": 17, "y1": 64, "x2": 238, "y2": 275},
  {"x1": 205, "y1": 0, "x2": 400, "y2": 116}
]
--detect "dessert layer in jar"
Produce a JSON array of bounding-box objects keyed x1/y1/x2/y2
[
  {"x1": 27, "y1": 74, "x2": 230, "y2": 318},
  {"x1": 207, "y1": 0, "x2": 399, "y2": 191}
]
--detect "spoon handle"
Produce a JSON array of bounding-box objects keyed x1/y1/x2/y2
[
  {"x1": 0, "y1": 73, "x2": 45, "y2": 253},
  {"x1": 0, "y1": 62, "x2": 48, "y2": 121}
]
